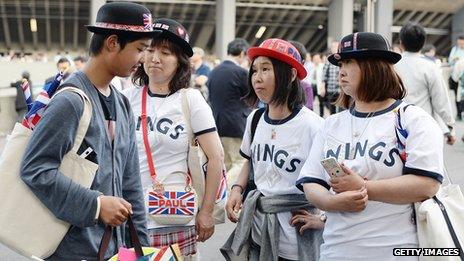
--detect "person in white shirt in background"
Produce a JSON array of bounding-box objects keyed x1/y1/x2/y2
[
  {"x1": 395, "y1": 22, "x2": 456, "y2": 145},
  {"x1": 448, "y1": 35, "x2": 464, "y2": 120},
  {"x1": 310, "y1": 53, "x2": 326, "y2": 117},
  {"x1": 297, "y1": 32, "x2": 443, "y2": 261}
]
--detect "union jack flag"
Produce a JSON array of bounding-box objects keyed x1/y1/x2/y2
[
  {"x1": 202, "y1": 163, "x2": 228, "y2": 202},
  {"x1": 216, "y1": 170, "x2": 227, "y2": 202},
  {"x1": 394, "y1": 107, "x2": 408, "y2": 162},
  {"x1": 143, "y1": 13, "x2": 152, "y2": 30},
  {"x1": 148, "y1": 191, "x2": 196, "y2": 216},
  {"x1": 22, "y1": 71, "x2": 64, "y2": 130},
  {"x1": 143, "y1": 245, "x2": 179, "y2": 261},
  {"x1": 21, "y1": 79, "x2": 33, "y2": 111}
]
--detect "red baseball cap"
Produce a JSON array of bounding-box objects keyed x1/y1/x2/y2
[{"x1": 247, "y1": 38, "x2": 307, "y2": 80}]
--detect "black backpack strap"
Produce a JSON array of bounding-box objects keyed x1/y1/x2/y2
[
  {"x1": 250, "y1": 108, "x2": 265, "y2": 143},
  {"x1": 243, "y1": 108, "x2": 265, "y2": 202}
]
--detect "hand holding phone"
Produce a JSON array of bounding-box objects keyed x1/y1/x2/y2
[{"x1": 321, "y1": 157, "x2": 345, "y2": 178}]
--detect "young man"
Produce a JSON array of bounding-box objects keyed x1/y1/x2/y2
[
  {"x1": 44, "y1": 57, "x2": 72, "y2": 85},
  {"x1": 20, "y1": 2, "x2": 160, "y2": 260}
]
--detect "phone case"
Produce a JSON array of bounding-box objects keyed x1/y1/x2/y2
[{"x1": 321, "y1": 157, "x2": 344, "y2": 177}]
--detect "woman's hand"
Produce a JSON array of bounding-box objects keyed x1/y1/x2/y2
[
  {"x1": 290, "y1": 209, "x2": 325, "y2": 235},
  {"x1": 328, "y1": 187, "x2": 368, "y2": 212},
  {"x1": 330, "y1": 164, "x2": 365, "y2": 194},
  {"x1": 225, "y1": 186, "x2": 243, "y2": 223},
  {"x1": 196, "y1": 209, "x2": 215, "y2": 242}
]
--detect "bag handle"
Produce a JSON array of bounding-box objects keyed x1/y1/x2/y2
[
  {"x1": 180, "y1": 88, "x2": 194, "y2": 145},
  {"x1": 97, "y1": 215, "x2": 144, "y2": 261},
  {"x1": 52, "y1": 86, "x2": 93, "y2": 155},
  {"x1": 432, "y1": 196, "x2": 464, "y2": 260},
  {"x1": 141, "y1": 86, "x2": 158, "y2": 182}
]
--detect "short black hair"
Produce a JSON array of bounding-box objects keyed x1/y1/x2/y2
[
  {"x1": 288, "y1": 40, "x2": 307, "y2": 64},
  {"x1": 245, "y1": 57, "x2": 305, "y2": 110},
  {"x1": 399, "y1": 22, "x2": 426, "y2": 52},
  {"x1": 73, "y1": 56, "x2": 88, "y2": 63},
  {"x1": 89, "y1": 32, "x2": 149, "y2": 56},
  {"x1": 227, "y1": 38, "x2": 249, "y2": 56},
  {"x1": 458, "y1": 35, "x2": 464, "y2": 40},
  {"x1": 57, "y1": 57, "x2": 70, "y2": 65},
  {"x1": 422, "y1": 44, "x2": 436, "y2": 53}
]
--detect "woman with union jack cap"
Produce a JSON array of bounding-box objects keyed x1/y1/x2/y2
[
  {"x1": 221, "y1": 38, "x2": 324, "y2": 261},
  {"x1": 123, "y1": 18, "x2": 224, "y2": 260},
  {"x1": 297, "y1": 32, "x2": 444, "y2": 260}
]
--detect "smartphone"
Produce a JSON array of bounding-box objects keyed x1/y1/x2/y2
[{"x1": 321, "y1": 157, "x2": 345, "y2": 178}]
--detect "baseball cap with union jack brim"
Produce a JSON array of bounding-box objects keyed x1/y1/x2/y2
[
  {"x1": 247, "y1": 38, "x2": 307, "y2": 80},
  {"x1": 152, "y1": 18, "x2": 194, "y2": 57},
  {"x1": 328, "y1": 32, "x2": 402, "y2": 66},
  {"x1": 86, "y1": 2, "x2": 161, "y2": 37}
]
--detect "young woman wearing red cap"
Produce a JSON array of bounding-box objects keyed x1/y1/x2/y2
[
  {"x1": 222, "y1": 38, "x2": 324, "y2": 261},
  {"x1": 297, "y1": 32, "x2": 443, "y2": 260},
  {"x1": 123, "y1": 19, "x2": 223, "y2": 260}
]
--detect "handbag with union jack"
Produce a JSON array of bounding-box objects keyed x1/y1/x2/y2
[
  {"x1": 146, "y1": 187, "x2": 197, "y2": 225},
  {"x1": 148, "y1": 190, "x2": 196, "y2": 216}
]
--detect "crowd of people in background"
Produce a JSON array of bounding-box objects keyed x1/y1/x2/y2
[{"x1": 8, "y1": 27, "x2": 464, "y2": 129}]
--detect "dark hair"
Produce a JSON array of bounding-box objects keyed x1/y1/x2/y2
[
  {"x1": 227, "y1": 38, "x2": 249, "y2": 56},
  {"x1": 458, "y1": 35, "x2": 464, "y2": 40},
  {"x1": 336, "y1": 58, "x2": 406, "y2": 109},
  {"x1": 288, "y1": 40, "x2": 307, "y2": 64},
  {"x1": 21, "y1": 71, "x2": 30, "y2": 79},
  {"x1": 244, "y1": 57, "x2": 305, "y2": 110},
  {"x1": 132, "y1": 38, "x2": 191, "y2": 92},
  {"x1": 422, "y1": 44, "x2": 436, "y2": 54},
  {"x1": 89, "y1": 32, "x2": 149, "y2": 56},
  {"x1": 399, "y1": 22, "x2": 426, "y2": 52},
  {"x1": 73, "y1": 56, "x2": 88, "y2": 63},
  {"x1": 57, "y1": 57, "x2": 70, "y2": 65}
]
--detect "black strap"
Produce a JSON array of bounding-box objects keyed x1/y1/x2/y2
[
  {"x1": 251, "y1": 108, "x2": 265, "y2": 143},
  {"x1": 243, "y1": 108, "x2": 265, "y2": 201},
  {"x1": 97, "y1": 215, "x2": 144, "y2": 261},
  {"x1": 432, "y1": 196, "x2": 464, "y2": 260}
]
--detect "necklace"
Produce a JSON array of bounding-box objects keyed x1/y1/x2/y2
[
  {"x1": 349, "y1": 109, "x2": 374, "y2": 160},
  {"x1": 269, "y1": 111, "x2": 290, "y2": 140},
  {"x1": 148, "y1": 88, "x2": 170, "y2": 123}
]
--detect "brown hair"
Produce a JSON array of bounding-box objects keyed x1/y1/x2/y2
[
  {"x1": 132, "y1": 38, "x2": 191, "y2": 92},
  {"x1": 336, "y1": 58, "x2": 406, "y2": 109}
]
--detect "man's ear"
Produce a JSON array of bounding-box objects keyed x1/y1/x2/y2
[
  {"x1": 105, "y1": 35, "x2": 120, "y2": 53},
  {"x1": 291, "y1": 68, "x2": 297, "y2": 82}
]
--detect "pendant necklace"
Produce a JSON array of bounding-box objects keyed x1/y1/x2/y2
[
  {"x1": 349, "y1": 109, "x2": 374, "y2": 160},
  {"x1": 270, "y1": 112, "x2": 288, "y2": 140}
]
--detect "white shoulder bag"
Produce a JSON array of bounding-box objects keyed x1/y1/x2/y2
[
  {"x1": 181, "y1": 88, "x2": 227, "y2": 224},
  {"x1": 0, "y1": 87, "x2": 98, "y2": 259}
]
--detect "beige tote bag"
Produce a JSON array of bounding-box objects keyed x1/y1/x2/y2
[
  {"x1": 0, "y1": 87, "x2": 98, "y2": 259},
  {"x1": 181, "y1": 89, "x2": 226, "y2": 224}
]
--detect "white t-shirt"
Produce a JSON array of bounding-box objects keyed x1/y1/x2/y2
[
  {"x1": 240, "y1": 106, "x2": 324, "y2": 260},
  {"x1": 296, "y1": 100, "x2": 444, "y2": 261},
  {"x1": 123, "y1": 87, "x2": 216, "y2": 229}
]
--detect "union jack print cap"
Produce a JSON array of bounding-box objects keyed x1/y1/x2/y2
[
  {"x1": 328, "y1": 32, "x2": 402, "y2": 66},
  {"x1": 248, "y1": 38, "x2": 307, "y2": 80},
  {"x1": 153, "y1": 18, "x2": 193, "y2": 57},
  {"x1": 86, "y1": 2, "x2": 161, "y2": 36}
]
